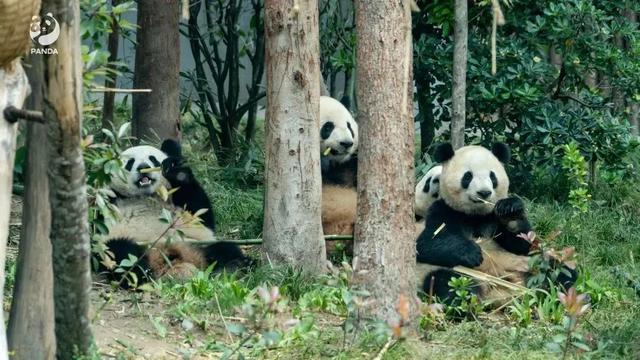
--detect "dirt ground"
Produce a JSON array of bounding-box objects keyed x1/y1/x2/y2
[{"x1": 8, "y1": 195, "x2": 217, "y2": 359}]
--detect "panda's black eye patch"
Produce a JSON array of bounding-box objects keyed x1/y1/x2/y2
[
  {"x1": 422, "y1": 177, "x2": 432, "y2": 193},
  {"x1": 149, "y1": 156, "x2": 161, "y2": 167},
  {"x1": 320, "y1": 122, "x2": 335, "y2": 140},
  {"x1": 124, "y1": 158, "x2": 135, "y2": 171},
  {"x1": 433, "y1": 177, "x2": 439, "y2": 184},
  {"x1": 461, "y1": 171, "x2": 473, "y2": 189},
  {"x1": 490, "y1": 171, "x2": 498, "y2": 189},
  {"x1": 347, "y1": 122, "x2": 354, "y2": 138}
]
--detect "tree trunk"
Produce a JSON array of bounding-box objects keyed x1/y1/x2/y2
[
  {"x1": 0, "y1": 61, "x2": 31, "y2": 360},
  {"x1": 7, "y1": 55, "x2": 55, "y2": 360},
  {"x1": 416, "y1": 76, "x2": 435, "y2": 157},
  {"x1": 262, "y1": 0, "x2": 326, "y2": 272},
  {"x1": 624, "y1": 9, "x2": 639, "y2": 136},
  {"x1": 450, "y1": 0, "x2": 467, "y2": 150},
  {"x1": 43, "y1": 0, "x2": 94, "y2": 356},
  {"x1": 353, "y1": 0, "x2": 418, "y2": 323},
  {"x1": 101, "y1": 0, "x2": 121, "y2": 130},
  {"x1": 132, "y1": 0, "x2": 181, "y2": 142}
]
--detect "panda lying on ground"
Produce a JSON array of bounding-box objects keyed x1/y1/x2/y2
[
  {"x1": 97, "y1": 139, "x2": 251, "y2": 288},
  {"x1": 415, "y1": 142, "x2": 577, "y2": 306}
]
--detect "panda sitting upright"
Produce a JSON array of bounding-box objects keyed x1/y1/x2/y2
[
  {"x1": 320, "y1": 96, "x2": 358, "y2": 188},
  {"x1": 318, "y1": 96, "x2": 359, "y2": 257},
  {"x1": 416, "y1": 142, "x2": 577, "y2": 306},
  {"x1": 98, "y1": 139, "x2": 250, "y2": 287}
]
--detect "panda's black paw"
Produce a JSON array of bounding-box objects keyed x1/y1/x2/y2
[
  {"x1": 495, "y1": 197, "x2": 525, "y2": 219},
  {"x1": 459, "y1": 242, "x2": 483, "y2": 268},
  {"x1": 162, "y1": 157, "x2": 193, "y2": 185}
]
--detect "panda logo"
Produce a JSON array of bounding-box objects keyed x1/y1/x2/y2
[{"x1": 29, "y1": 13, "x2": 60, "y2": 46}]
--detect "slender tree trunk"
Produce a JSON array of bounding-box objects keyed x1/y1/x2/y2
[
  {"x1": 132, "y1": 0, "x2": 181, "y2": 142},
  {"x1": 262, "y1": 0, "x2": 326, "y2": 271},
  {"x1": 43, "y1": 0, "x2": 94, "y2": 356},
  {"x1": 416, "y1": 76, "x2": 435, "y2": 157},
  {"x1": 101, "y1": 0, "x2": 121, "y2": 130},
  {"x1": 450, "y1": 0, "x2": 467, "y2": 150},
  {"x1": 353, "y1": 0, "x2": 418, "y2": 323},
  {"x1": 0, "y1": 61, "x2": 31, "y2": 360},
  {"x1": 7, "y1": 55, "x2": 55, "y2": 360},
  {"x1": 624, "y1": 9, "x2": 639, "y2": 136}
]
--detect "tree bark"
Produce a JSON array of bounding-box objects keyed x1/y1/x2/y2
[
  {"x1": 101, "y1": 0, "x2": 121, "y2": 130},
  {"x1": 353, "y1": 0, "x2": 418, "y2": 323},
  {"x1": 450, "y1": 0, "x2": 467, "y2": 150},
  {"x1": 0, "y1": 61, "x2": 31, "y2": 360},
  {"x1": 262, "y1": 0, "x2": 326, "y2": 272},
  {"x1": 132, "y1": 0, "x2": 181, "y2": 142},
  {"x1": 7, "y1": 55, "x2": 55, "y2": 360},
  {"x1": 42, "y1": 0, "x2": 94, "y2": 356}
]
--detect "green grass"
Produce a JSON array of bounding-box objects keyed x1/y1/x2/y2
[{"x1": 136, "y1": 186, "x2": 640, "y2": 359}]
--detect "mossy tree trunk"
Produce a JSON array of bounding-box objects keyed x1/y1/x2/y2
[
  {"x1": 7, "y1": 55, "x2": 56, "y2": 360},
  {"x1": 353, "y1": 0, "x2": 418, "y2": 323},
  {"x1": 262, "y1": 0, "x2": 326, "y2": 272},
  {"x1": 43, "y1": 0, "x2": 94, "y2": 356}
]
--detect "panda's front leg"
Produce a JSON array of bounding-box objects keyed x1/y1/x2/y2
[
  {"x1": 417, "y1": 229, "x2": 483, "y2": 268},
  {"x1": 493, "y1": 197, "x2": 533, "y2": 255}
]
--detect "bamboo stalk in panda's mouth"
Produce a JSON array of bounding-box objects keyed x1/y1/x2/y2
[
  {"x1": 323, "y1": 147, "x2": 332, "y2": 156},
  {"x1": 472, "y1": 197, "x2": 495, "y2": 206},
  {"x1": 139, "y1": 166, "x2": 162, "y2": 174}
]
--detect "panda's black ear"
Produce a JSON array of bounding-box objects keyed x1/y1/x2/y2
[
  {"x1": 491, "y1": 142, "x2": 511, "y2": 163},
  {"x1": 161, "y1": 139, "x2": 182, "y2": 158},
  {"x1": 434, "y1": 143, "x2": 455, "y2": 163}
]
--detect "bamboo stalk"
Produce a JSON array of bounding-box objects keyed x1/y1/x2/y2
[{"x1": 155, "y1": 234, "x2": 356, "y2": 246}]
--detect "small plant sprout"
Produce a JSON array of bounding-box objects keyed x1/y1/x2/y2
[{"x1": 547, "y1": 287, "x2": 592, "y2": 358}]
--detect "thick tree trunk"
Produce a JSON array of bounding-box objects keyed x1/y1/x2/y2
[
  {"x1": 0, "y1": 61, "x2": 31, "y2": 360},
  {"x1": 353, "y1": 0, "x2": 418, "y2": 323},
  {"x1": 262, "y1": 0, "x2": 326, "y2": 272},
  {"x1": 101, "y1": 0, "x2": 121, "y2": 130},
  {"x1": 7, "y1": 55, "x2": 55, "y2": 359},
  {"x1": 132, "y1": 0, "x2": 181, "y2": 142},
  {"x1": 450, "y1": 0, "x2": 467, "y2": 150},
  {"x1": 43, "y1": 0, "x2": 94, "y2": 356}
]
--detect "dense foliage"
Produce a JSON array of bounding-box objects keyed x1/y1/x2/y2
[{"x1": 414, "y1": 0, "x2": 640, "y2": 199}]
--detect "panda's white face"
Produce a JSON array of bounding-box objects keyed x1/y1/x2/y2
[
  {"x1": 319, "y1": 96, "x2": 358, "y2": 164},
  {"x1": 415, "y1": 165, "x2": 443, "y2": 218},
  {"x1": 440, "y1": 146, "x2": 508, "y2": 215},
  {"x1": 110, "y1": 145, "x2": 168, "y2": 197}
]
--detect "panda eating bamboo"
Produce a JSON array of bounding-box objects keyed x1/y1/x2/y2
[
  {"x1": 414, "y1": 142, "x2": 578, "y2": 307},
  {"x1": 96, "y1": 139, "x2": 251, "y2": 288}
]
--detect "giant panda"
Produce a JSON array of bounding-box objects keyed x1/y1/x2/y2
[
  {"x1": 415, "y1": 142, "x2": 577, "y2": 306},
  {"x1": 320, "y1": 95, "x2": 358, "y2": 187},
  {"x1": 318, "y1": 96, "x2": 359, "y2": 258},
  {"x1": 97, "y1": 139, "x2": 250, "y2": 288},
  {"x1": 414, "y1": 165, "x2": 443, "y2": 221}
]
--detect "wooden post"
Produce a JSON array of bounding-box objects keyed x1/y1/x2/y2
[
  {"x1": 0, "y1": 61, "x2": 31, "y2": 360},
  {"x1": 7, "y1": 55, "x2": 56, "y2": 360}
]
